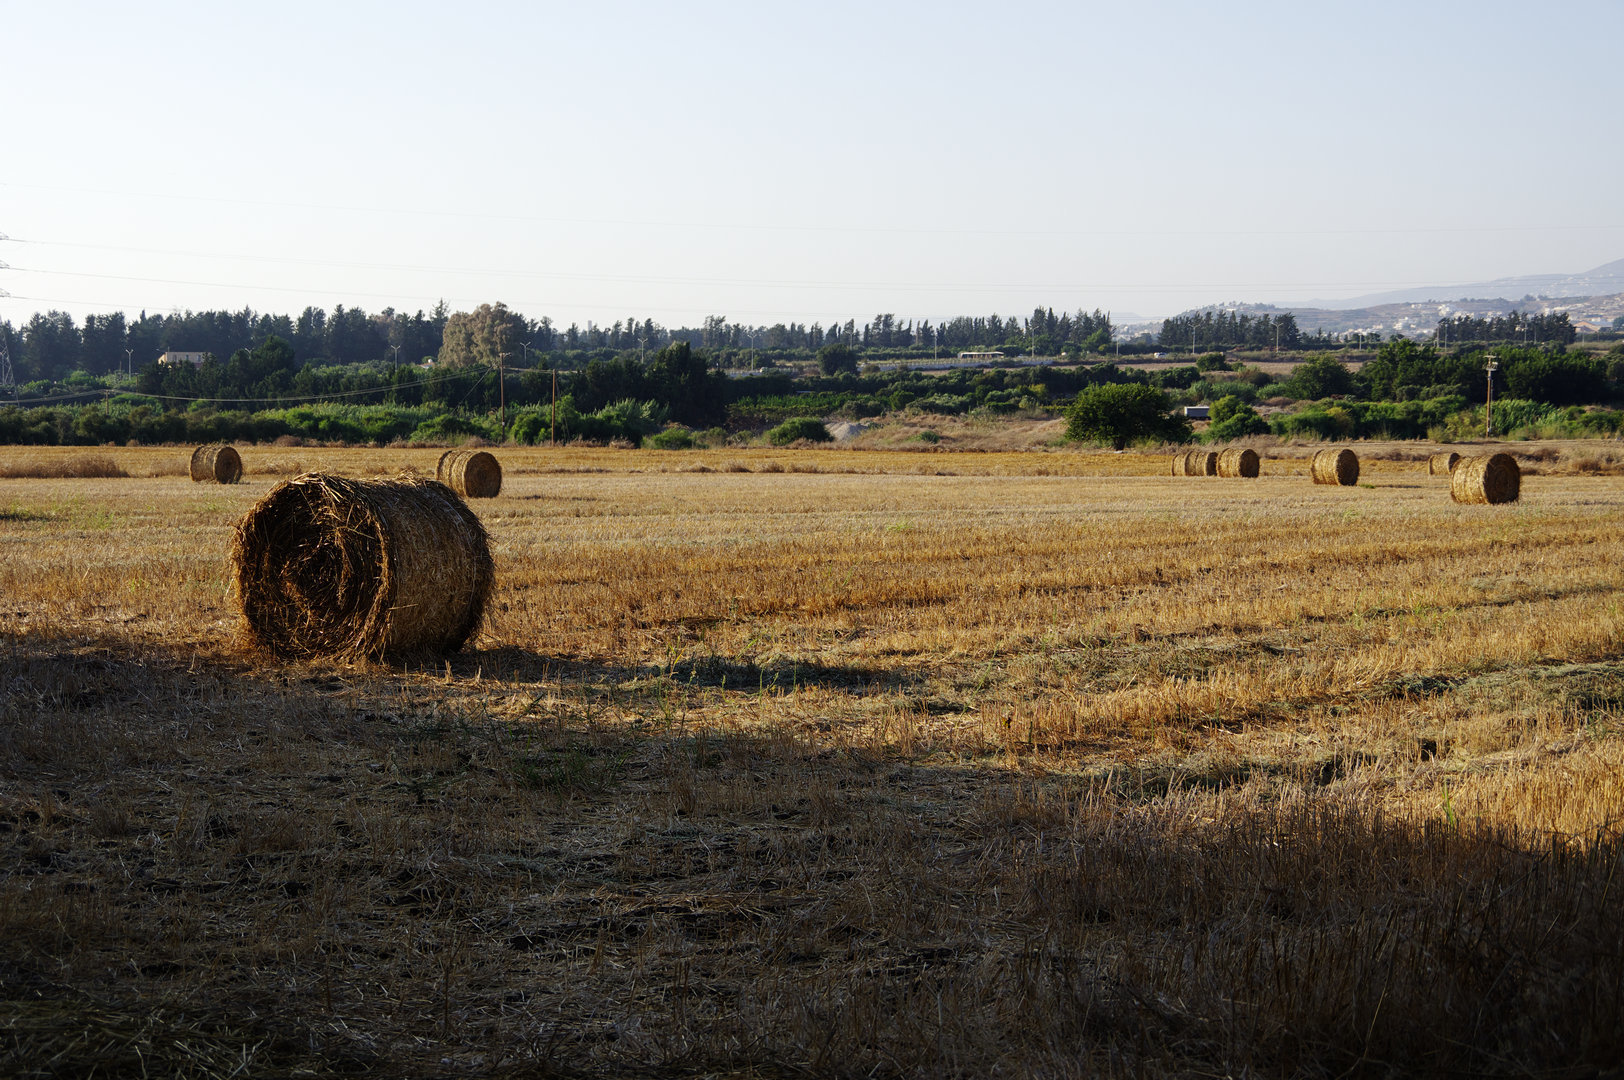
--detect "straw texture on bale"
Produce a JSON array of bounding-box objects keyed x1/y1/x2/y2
[
  {"x1": 1310, "y1": 448, "x2": 1360, "y2": 486},
  {"x1": 189, "y1": 444, "x2": 242, "y2": 484},
  {"x1": 1170, "y1": 450, "x2": 1214, "y2": 476},
  {"x1": 437, "y1": 449, "x2": 502, "y2": 498},
  {"x1": 1429, "y1": 451, "x2": 1462, "y2": 475},
  {"x1": 231, "y1": 473, "x2": 494, "y2": 660},
  {"x1": 1216, "y1": 447, "x2": 1260, "y2": 478},
  {"x1": 1451, "y1": 453, "x2": 1520, "y2": 505}
]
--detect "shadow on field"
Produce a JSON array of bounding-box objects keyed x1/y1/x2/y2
[
  {"x1": 3, "y1": 627, "x2": 1622, "y2": 1078},
  {"x1": 459, "y1": 643, "x2": 920, "y2": 695}
]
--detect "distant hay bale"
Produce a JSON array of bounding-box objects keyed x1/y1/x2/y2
[
  {"x1": 1216, "y1": 447, "x2": 1260, "y2": 478},
  {"x1": 1451, "y1": 453, "x2": 1520, "y2": 505},
  {"x1": 436, "y1": 449, "x2": 502, "y2": 498},
  {"x1": 1428, "y1": 451, "x2": 1461, "y2": 475},
  {"x1": 231, "y1": 473, "x2": 494, "y2": 660},
  {"x1": 1171, "y1": 450, "x2": 1217, "y2": 477},
  {"x1": 189, "y1": 445, "x2": 242, "y2": 484},
  {"x1": 1311, "y1": 448, "x2": 1360, "y2": 486}
]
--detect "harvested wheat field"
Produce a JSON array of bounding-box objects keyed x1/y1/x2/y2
[{"x1": 3, "y1": 442, "x2": 1623, "y2": 1077}]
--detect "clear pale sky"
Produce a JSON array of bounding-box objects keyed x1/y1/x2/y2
[{"x1": 3, "y1": 0, "x2": 1620, "y2": 330}]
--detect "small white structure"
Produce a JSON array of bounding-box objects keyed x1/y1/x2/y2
[
  {"x1": 956, "y1": 350, "x2": 1005, "y2": 361},
  {"x1": 157, "y1": 350, "x2": 208, "y2": 367},
  {"x1": 1183, "y1": 405, "x2": 1210, "y2": 419}
]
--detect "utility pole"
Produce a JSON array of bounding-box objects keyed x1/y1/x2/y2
[
  {"x1": 497, "y1": 352, "x2": 509, "y2": 442},
  {"x1": 1484, "y1": 354, "x2": 1499, "y2": 438},
  {"x1": 125, "y1": 348, "x2": 134, "y2": 378},
  {"x1": 550, "y1": 367, "x2": 557, "y2": 446}
]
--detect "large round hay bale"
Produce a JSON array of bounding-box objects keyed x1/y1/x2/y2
[
  {"x1": 436, "y1": 449, "x2": 502, "y2": 498},
  {"x1": 1451, "y1": 453, "x2": 1520, "y2": 505},
  {"x1": 1170, "y1": 452, "x2": 1189, "y2": 476},
  {"x1": 1428, "y1": 451, "x2": 1461, "y2": 476},
  {"x1": 1216, "y1": 447, "x2": 1260, "y2": 478},
  {"x1": 231, "y1": 473, "x2": 494, "y2": 660},
  {"x1": 190, "y1": 444, "x2": 242, "y2": 484},
  {"x1": 1187, "y1": 449, "x2": 1218, "y2": 476},
  {"x1": 1310, "y1": 447, "x2": 1360, "y2": 486}
]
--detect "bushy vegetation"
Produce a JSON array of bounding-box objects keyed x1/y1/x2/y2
[
  {"x1": 766, "y1": 417, "x2": 833, "y2": 445},
  {"x1": 1204, "y1": 395, "x2": 1270, "y2": 441},
  {"x1": 1065, "y1": 384, "x2": 1191, "y2": 449},
  {"x1": 5, "y1": 324, "x2": 1623, "y2": 448}
]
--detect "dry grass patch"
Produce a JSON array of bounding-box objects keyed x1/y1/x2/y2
[
  {"x1": 3, "y1": 444, "x2": 1623, "y2": 1075},
  {"x1": 0, "y1": 454, "x2": 127, "y2": 479}
]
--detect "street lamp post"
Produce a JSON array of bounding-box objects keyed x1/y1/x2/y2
[
  {"x1": 125, "y1": 348, "x2": 133, "y2": 378},
  {"x1": 1484, "y1": 355, "x2": 1499, "y2": 438}
]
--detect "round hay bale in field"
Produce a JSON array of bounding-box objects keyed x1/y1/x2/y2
[
  {"x1": 1311, "y1": 447, "x2": 1360, "y2": 486},
  {"x1": 1451, "y1": 453, "x2": 1520, "y2": 505},
  {"x1": 190, "y1": 444, "x2": 242, "y2": 484},
  {"x1": 1170, "y1": 452, "x2": 1189, "y2": 476},
  {"x1": 436, "y1": 449, "x2": 502, "y2": 498},
  {"x1": 231, "y1": 473, "x2": 494, "y2": 660},
  {"x1": 1216, "y1": 447, "x2": 1260, "y2": 478},
  {"x1": 1428, "y1": 451, "x2": 1461, "y2": 476},
  {"x1": 1189, "y1": 450, "x2": 1219, "y2": 476}
]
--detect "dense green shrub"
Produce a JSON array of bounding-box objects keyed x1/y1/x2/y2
[
  {"x1": 1065, "y1": 384, "x2": 1190, "y2": 449},
  {"x1": 407, "y1": 412, "x2": 501, "y2": 445},
  {"x1": 1204, "y1": 395, "x2": 1270, "y2": 440},
  {"x1": 1277, "y1": 355, "x2": 1355, "y2": 400},
  {"x1": 1189, "y1": 378, "x2": 1261, "y2": 405},
  {"x1": 767, "y1": 417, "x2": 832, "y2": 445},
  {"x1": 909, "y1": 393, "x2": 973, "y2": 415},
  {"x1": 1270, "y1": 397, "x2": 1466, "y2": 440},
  {"x1": 1153, "y1": 366, "x2": 1202, "y2": 390},
  {"x1": 648, "y1": 426, "x2": 695, "y2": 449}
]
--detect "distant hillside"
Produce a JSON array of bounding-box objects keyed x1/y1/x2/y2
[
  {"x1": 1315, "y1": 257, "x2": 1624, "y2": 310},
  {"x1": 1131, "y1": 292, "x2": 1624, "y2": 341},
  {"x1": 1123, "y1": 257, "x2": 1624, "y2": 340}
]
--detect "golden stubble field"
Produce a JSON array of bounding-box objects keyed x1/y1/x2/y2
[{"x1": 2, "y1": 442, "x2": 1622, "y2": 1077}]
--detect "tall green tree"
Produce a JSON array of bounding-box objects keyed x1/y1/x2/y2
[
  {"x1": 1280, "y1": 354, "x2": 1354, "y2": 400},
  {"x1": 818, "y1": 343, "x2": 858, "y2": 376},
  {"x1": 81, "y1": 312, "x2": 129, "y2": 375},
  {"x1": 439, "y1": 303, "x2": 525, "y2": 368},
  {"x1": 20, "y1": 311, "x2": 81, "y2": 382}
]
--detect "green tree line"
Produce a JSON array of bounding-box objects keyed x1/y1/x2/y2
[{"x1": 0, "y1": 301, "x2": 1124, "y2": 388}]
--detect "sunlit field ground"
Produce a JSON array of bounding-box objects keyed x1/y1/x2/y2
[{"x1": 3, "y1": 442, "x2": 1622, "y2": 1076}]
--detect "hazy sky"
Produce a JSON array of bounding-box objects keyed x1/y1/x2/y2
[{"x1": 4, "y1": 0, "x2": 1621, "y2": 331}]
